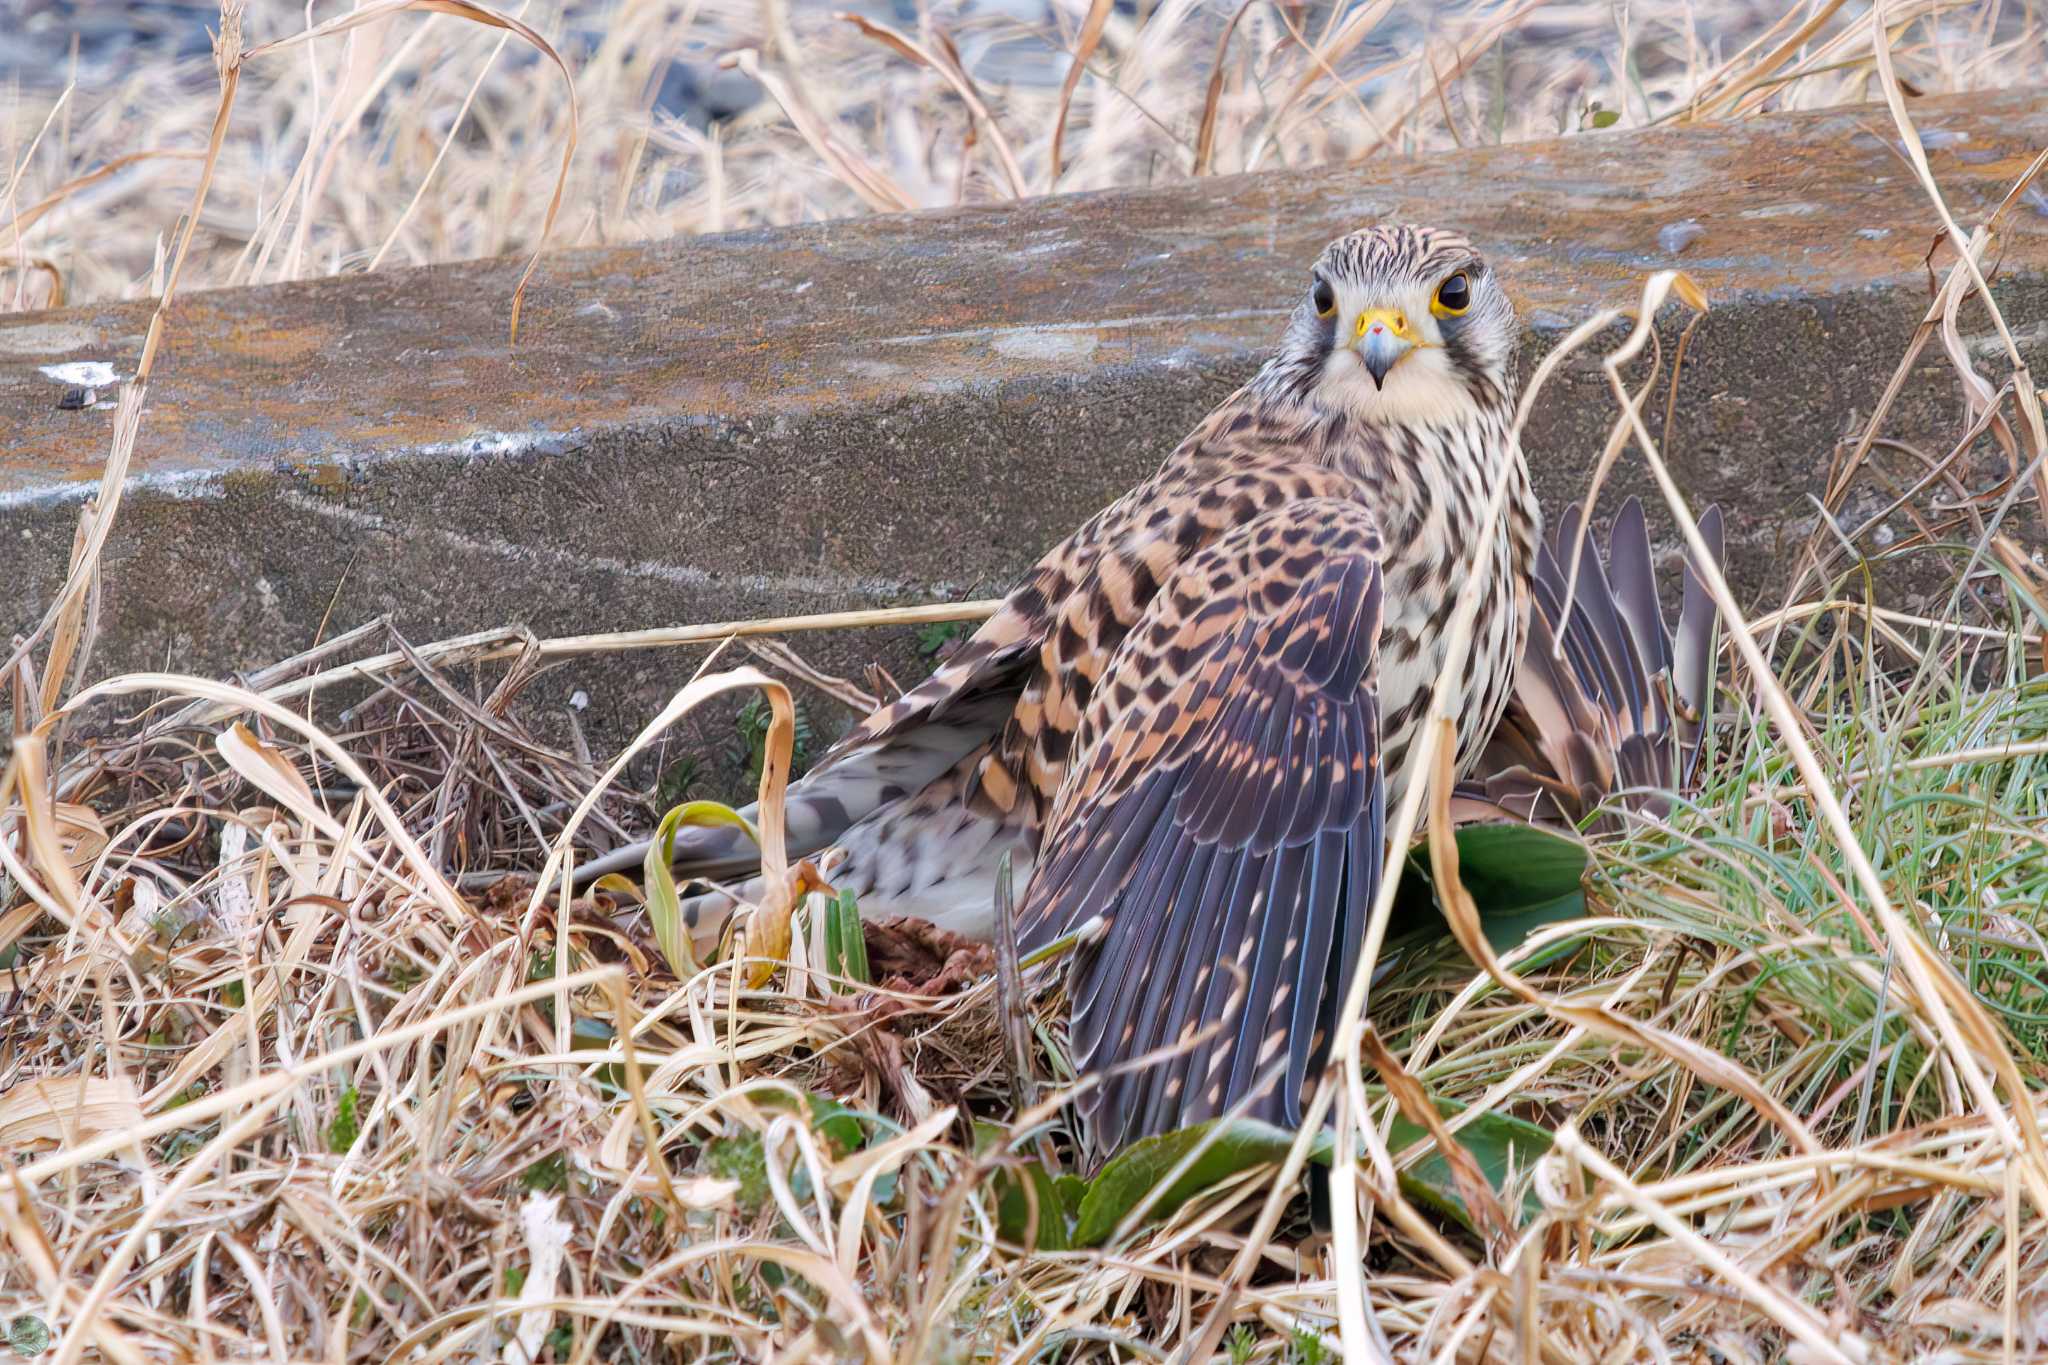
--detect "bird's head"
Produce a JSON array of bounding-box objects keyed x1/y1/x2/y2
[{"x1": 1276, "y1": 224, "x2": 1517, "y2": 425}]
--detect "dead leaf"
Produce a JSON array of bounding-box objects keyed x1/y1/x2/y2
[{"x1": 0, "y1": 1076, "x2": 145, "y2": 1148}]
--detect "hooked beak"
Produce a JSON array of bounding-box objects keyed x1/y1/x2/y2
[{"x1": 1354, "y1": 308, "x2": 1418, "y2": 389}]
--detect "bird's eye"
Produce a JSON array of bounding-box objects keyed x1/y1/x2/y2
[
  {"x1": 1311, "y1": 278, "x2": 1336, "y2": 318},
  {"x1": 1432, "y1": 272, "x2": 1472, "y2": 317}
]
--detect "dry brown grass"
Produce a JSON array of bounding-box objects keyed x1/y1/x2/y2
[
  {"x1": 3, "y1": 0, "x2": 2046, "y2": 313},
  {"x1": 6, "y1": 1, "x2": 2048, "y2": 1361}
]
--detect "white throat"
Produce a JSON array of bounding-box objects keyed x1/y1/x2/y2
[{"x1": 1313, "y1": 347, "x2": 1481, "y2": 428}]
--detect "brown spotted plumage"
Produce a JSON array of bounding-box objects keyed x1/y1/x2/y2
[{"x1": 580, "y1": 224, "x2": 1720, "y2": 1160}]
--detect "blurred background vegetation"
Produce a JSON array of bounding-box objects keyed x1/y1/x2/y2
[{"x1": 4, "y1": 0, "x2": 2041, "y2": 313}]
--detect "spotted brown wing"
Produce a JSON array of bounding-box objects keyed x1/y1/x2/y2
[{"x1": 1017, "y1": 500, "x2": 1386, "y2": 1159}]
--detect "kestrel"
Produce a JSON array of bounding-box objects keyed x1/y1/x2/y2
[{"x1": 582, "y1": 225, "x2": 1717, "y2": 1159}]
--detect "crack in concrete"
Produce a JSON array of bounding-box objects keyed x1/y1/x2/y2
[
  {"x1": 277, "y1": 489, "x2": 956, "y2": 605},
  {"x1": 870, "y1": 306, "x2": 1288, "y2": 347}
]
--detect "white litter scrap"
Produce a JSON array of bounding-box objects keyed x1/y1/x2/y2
[
  {"x1": 215, "y1": 820, "x2": 255, "y2": 942},
  {"x1": 38, "y1": 361, "x2": 119, "y2": 387},
  {"x1": 502, "y1": 1193, "x2": 574, "y2": 1365}
]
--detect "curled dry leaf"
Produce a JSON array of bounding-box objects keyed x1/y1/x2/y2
[
  {"x1": 0, "y1": 1076, "x2": 145, "y2": 1149},
  {"x1": 734, "y1": 679, "x2": 798, "y2": 987},
  {"x1": 216, "y1": 723, "x2": 320, "y2": 826},
  {"x1": 5, "y1": 734, "x2": 121, "y2": 943},
  {"x1": 675, "y1": 1175, "x2": 743, "y2": 1210}
]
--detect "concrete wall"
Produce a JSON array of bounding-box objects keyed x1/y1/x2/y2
[{"x1": 4, "y1": 91, "x2": 2045, "y2": 756}]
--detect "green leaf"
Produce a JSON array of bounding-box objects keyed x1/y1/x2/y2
[
  {"x1": 1288, "y1": 1327, "x2": 1337, "y2": 1365},
  {"x1": 733, "y1": 695, "x2": 812, "y2": 790},
  {"x1": 570, "y1": 1016, "x2": 626, "y2": 1092},
  {"x1": 916, "y1": 620, "x2": 971, "y2": 658},
  {"x1": 705, "y1": 1131, "x2": 769, "y2": 1215},
  {"x1": 7, "y1": 1316, "x2": 50, "y2": 1357},
  {"x1": 1449, "y1": 822, "x2": 1590, "y2": 958},
  {"x1": 644, "y1": 800, "x2": 758, "y2": 978},
  {"x1": 973, "y1": 1122, "x2": 1083, "y2": 1251},
  {"x1": 993, "y1": 1159, "x2": 1079, "y2": 1251},
  {"x1": 1385, "y1": 1105, "x2": 1554, "y2": 1231},
  {"x1": 1073, "y1": 1118, "x2": 1333, "y2": 1247},
  {"x1": 1449, "y1": 822, "x2": 1585, "y2": 903},
  {"x1": 756, "y1": 1089, "x2": 867, "y2": 1155},
  {"x1": 822, "y1": 888, "x2": 871, "y2": 985},
  {"x1": 1589, "y1": 107, "x2": 1621, "y2": 128},
  {"x1": 1399, "y1": 823, "x2": 1590, "y2": 960},
  {"x1": 804, "y1": 1093, "x2": 867, "y2": 1155},
  {"x1": 326, "y1": 1085, "x2": 360, "y2": 1155},
  {"x1": 1066, "y1": 1103, "x2": 1553, "y2": 1246},
  {"x1": 654, "y1": 755, "x2": 704, "y2": 811},
  {"x1": 1474, "y1": 892, "x2": 1588, "y2": 963},
  {"x1": 972, "y1": 1119, "x2": 1003, "y2": 1155}
]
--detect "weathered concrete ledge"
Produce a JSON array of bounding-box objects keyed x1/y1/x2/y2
[{"x1": 4, "y1": 91, "x2": 2047, "y2": 751}]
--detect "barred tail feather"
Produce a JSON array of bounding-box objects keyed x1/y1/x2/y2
[
  {"x1": 1459, "y1": 497, "x2": 1725, "y2": 833},
  {"x1": 572, "y1": 691, "x2": 1017, "y2": 888}
]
